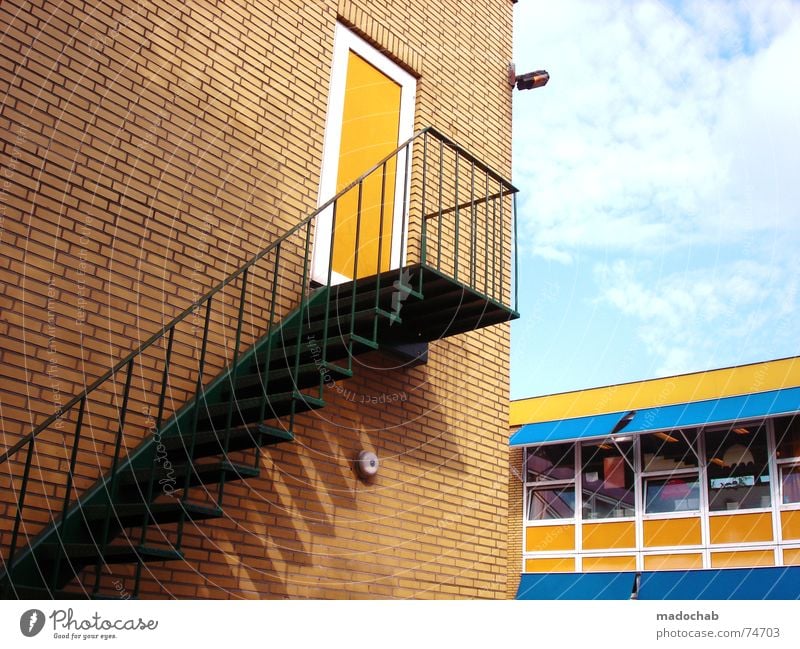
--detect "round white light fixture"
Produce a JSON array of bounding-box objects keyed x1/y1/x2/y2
[{"x1": 356, "y1": 451, "x2": 379, "y2": 479}]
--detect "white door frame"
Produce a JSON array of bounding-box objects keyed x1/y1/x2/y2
[{"x1": 311, "y1": 23, "x2": 416, "y2": 285}]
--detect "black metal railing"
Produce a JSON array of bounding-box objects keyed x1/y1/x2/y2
[{"x1": 0, "y1": 126, "x2": 517, "y2": 596}]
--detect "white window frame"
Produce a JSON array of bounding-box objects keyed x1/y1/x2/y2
[
  {"x1": 523, "y1": 444, "x2": 578, "y2": 524},
  {"x1": 311, "y1": 23, "x2": 416, "y2": 285},
  {"x1": 579, "y1": 439, "x2": 637, "y2": 523},
  {"x1": 521, "y1": 415, "x2": 800, "y2": 573},
  {"x1": 703, "y1": 421, "x2": 773, "y2": 516}
]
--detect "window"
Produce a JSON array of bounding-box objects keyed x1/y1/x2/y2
[
  {"x1": 775, "y1": 416, "x2": 800, "y2": 506},
  {"x1": 526, "y1": 485, "x2": 576, "y2": 520},
  {"x1": 645, "y1": 476, "x2": 701, "y2": 513},
  {"x1": 525, "y1": 444, "x2": 575, "y2": 521},
  {"x1": 640, "y1": 430, "x2": 700, "y2": 514},
  {"x1": 705, "y1": 424, "x2": 771, "y2": 511},
  {"x1": 640, "y1": 429, "x2": 698, "y2": 472},
  {"x1": 581, "y1": 440, "x2": 635, "y2": 519},
  {"x1": 526, "y1": 443, "x2": 575, "y2": 482},
  {"x1": 781, "y1": 466, "x2": 800, "y2": 505},
  {"x1": 775, "y1": 415, "x2": 800, "y2": 461}
]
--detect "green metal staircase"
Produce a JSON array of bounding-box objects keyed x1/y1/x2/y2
[{"x1": 0, "y1": 127, "x2": 518, "y2": 599}]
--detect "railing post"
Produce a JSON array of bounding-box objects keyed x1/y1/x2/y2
[
  {"x1": 350, "y1": 181, "x2": 364, "y2": 342},
  {"x1": 453, "y1": 150, "x2": 460, "y2": 281},
  {"x1": 399, "y1": 142, "x2": 410, "y2": 274},
  {"x1": 322, "y1": 203, "x2": 337, "y2": 369},
  {"x1": 499, "y1": 181, "x2": 505, "y2": 304},
  {"x1": 219, "y1": 268, "x2": 250, "y2": 503},
  {"x1": 4, "y1": 437, "x2": 35, "y2": 595},
  {"x1": 469, "y1": 160, "x2": 476, "y2": 289},
  {"x1": 484, "y1": 171, "x2": 490, "y2": 296},
  {"x1": 258, "y1": 246, "x2": 281, "y2": 426},
  {"x1": 513, "y1": 191, "x2": 519, "y2": 313},
  {"x1": 374, "y1": 162, "x2": 388, "y2": 338},
  {"x1": 51, "y1": 396, "x2": 86, "y2": 592},
  {"x1": 176, "y1": 298, "x2": 213, "y2": 549},
  {"x1": 134, "y1": 325, "x2": 175, "y2": 599},
  {"x1": 93, "y1": 358, "x2": 135, "y2": 596},
  {"x1": 290, "y1": 220, "x2": 314, "y2": 423},
  {"x1": 420, "y1": 131, "x2": 428, "y2": 272},
  {"x1": 491, "y1": 184, "x2": 498, "y2": 301},
  {"x1": 437, "y1": 140, "x2": 444, "y2": 271}
]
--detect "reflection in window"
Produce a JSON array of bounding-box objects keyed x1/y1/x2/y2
[
  {"x1": 645, "y1": 476, "x2": 701, "y2": 513},
  {"x1": 640, "y1": 430, "x2": 698, "y2": 472},
  {"x1": 525, "y1": 444, "x2": 575, "y2": 521},
  {"x1": 526, "y1": 486, "x2": 575, "y2": 520},
  {"x1": 705, "y1": 425, "x2": 771, "y2": 511},
  {"x1": 581, "y1": 440, "x2": 635, "y2": 519},
  {"x1": 782, "y1": 466, "x2": 800, "y2": 505},
  {"x1": 525, "y1": 443, "x2": 575, "y2": 482},
  {"x1": 775, "y1": 415, "x2": 800, "y2": 462}
]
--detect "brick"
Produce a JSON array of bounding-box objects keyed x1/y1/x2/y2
[{"x1": 1, "y1": 0, "x2": 513, "y2": 601}]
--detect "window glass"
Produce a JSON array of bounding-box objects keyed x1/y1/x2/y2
[
  {"x1": 645, "y1": 476, "x2": 701, "y2": 513},
  {"x1": 526, "y1": 443, "x2": 575, "y2": 482},
  {"x1": 526, "y1": 486, "x2": 575, "y2": 520},
  {"x1": 581, "y1": 441, "x2": 635, "y2": 519},
  {"x1": 775, "y1": 415, "x2": 800, "y2": 462},
  {"x1": 705, "y1": 424, "x2": 771, "y2": 511},
  {"x1": 640, "y1": 430, "x2": 698, "y2": 472},
  {"x1": 782, "y1": 466, "x2": 800, "y2": 505}
]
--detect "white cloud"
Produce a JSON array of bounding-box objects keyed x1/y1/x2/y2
[
  {"x1": 513, "y1": 0, "x2": 800, "y2": 262},
  {"x1": 511, "y1": 1, "x2": 800, "y2": 393},
  {"x1": 594, "y1": 257, "x2": 799, "y2": 376}
]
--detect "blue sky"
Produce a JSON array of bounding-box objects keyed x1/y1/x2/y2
[{"x1": 510, "y1": 0, "x2": 800, "y2": 400}]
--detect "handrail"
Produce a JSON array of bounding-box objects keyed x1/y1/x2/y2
[
  {"x1": 1, "y1": 123, "x2": 519, "y2": 595},
  {"x1": 0, "y1": 126, "x2": 517, "y2": 465},
  {"x1": 426, "y1": 126, "x2": 518, "y2": 193},
  {"x1": 0, "y1": 128, "x2": 418, "y2": 465}
]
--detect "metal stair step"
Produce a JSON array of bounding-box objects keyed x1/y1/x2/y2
[
  {"x1": 390, "y1": 303, "x2": 515, "y2": 343},
  {"x1": 80, "y1": 501, "x2": 223, "y2": 528},
  {"x1": 2, "y1": 585, "x2": 108, "y2": 600},
  {"x1": 163, "y1": 423, "x2": 294, "y2": 460},
  {"x1": 33, "y1": 543, "x2": 182, "y2": 565},
  {"x1": 279, "y1": 307, "x2": 400, "y2": 342},
  {"x1": 328, "y1": 267, "x2": 424, "y2": 299},
  {"x1": 257, "y1": 333, "x2": 379, "y2": 369},
  {"x1": 117, "y1": 460, "x2": 259, "y2": 494},
  {"x1": 222, "y1": 360, "x2": 352, "y2": 400},
  {"x1": 304, "y1": 282, "x2": 423, "y2": 321},
  {"x1": 395, "y1": 287, "x2": 486, "y2": 319},
  {"x1": 194, "y1": 390, "x2": 325, "y2": 431}
]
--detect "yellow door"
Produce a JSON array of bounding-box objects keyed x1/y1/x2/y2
[{"x1": 331, "y1": 51, "x2": 402, "y2": 279}]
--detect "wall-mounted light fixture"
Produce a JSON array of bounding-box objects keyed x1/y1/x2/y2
[
  {"x1": 356, "y1": 450, "x2": 379, "y2": 480},
  {"x1": 515, "y1": 69, "x2": 550, "y2": 91}
]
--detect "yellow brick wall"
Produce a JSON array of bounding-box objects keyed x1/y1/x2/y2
[
  {"x1": 1, "y1": 0, "x2": 514, "y2": 598},
  {"x1": 507, "y1": 444, "x2": 523, "y2": 598}
]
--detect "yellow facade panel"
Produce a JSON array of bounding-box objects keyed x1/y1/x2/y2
[
  {"x1": 524, "y1": 557, "x2": 575, "y2": 573},
  {"x1": 525, "y1": 525, "x2": 575, "y2": 552},
  {"x1": 643, "y1": 553, "x2": 704, "y2": 570},
  {"x1": 643, "y1": 517, "x2": 702, "y2": 547},
  {"x1": 510, "y1": 357, "x2": 800, "y2": 426},
  {"x1": 582, "y1": 555, "x2": 637, "y2": 572},
  {"x1": 782, "y1": 548, "x2": 800, "y2": 565},
  {"x1": 711, "y1": 550, "x2": 775, "y2": 568},
  {"x1": 583, "y1": 521, "x2": 636, "y2": 550},
  {"x1": 781, "y1": 510, "x2": 800, "y2": 540},
  {"x1": 709, "y1": 512, "x2": 773, "y2": 544}
]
